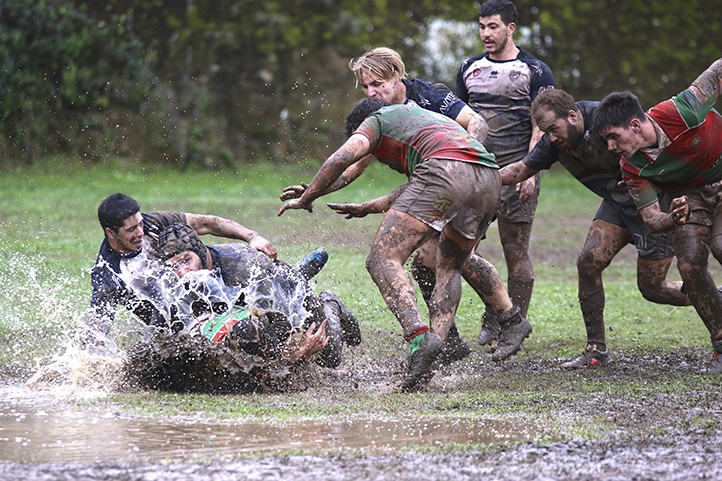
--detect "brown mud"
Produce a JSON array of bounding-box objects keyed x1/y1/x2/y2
[{"x1": 1, "y1": 340, "x2": 721, "y2": 481}]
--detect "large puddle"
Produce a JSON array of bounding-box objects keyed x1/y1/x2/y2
[{"x1": 0, "y1": 385, "x2": 546, "y2": 464}]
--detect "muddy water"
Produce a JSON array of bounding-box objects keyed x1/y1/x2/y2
[{"x1": 0, "y1": 386, "x2": 543, "y2": 464}]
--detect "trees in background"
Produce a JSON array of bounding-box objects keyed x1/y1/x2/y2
[
  {"x1": 0, "y1": 0, "x2": 157, "y2": 164},
  {"x1": 0, "y1": 0, "x2": 719, "y2": 168}
]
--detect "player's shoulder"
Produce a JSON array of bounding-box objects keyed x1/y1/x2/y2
[
  {"x1": 459, "y1": 52, "x2": 489, "y2": 72},
  {"x1": 517, "y1": 49, "x2": 552, "y2": 70}
]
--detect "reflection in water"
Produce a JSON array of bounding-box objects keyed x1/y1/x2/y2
[{"x1": 0, "y1": 386, "x2": 546, "y2": 464}]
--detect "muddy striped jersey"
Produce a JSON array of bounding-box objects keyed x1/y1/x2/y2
[
  {"x1": 456, "y1": 49, "x2": 555, "y2": 167},
  {"x1": 621, "y1": 88, "x2": 722, "y2": 209},
  {"x1": 354, "y1": 103, "x2": 498, "y2": 176}
]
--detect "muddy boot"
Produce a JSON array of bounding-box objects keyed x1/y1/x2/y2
[
  {"x1": 314, "y1": 298, "x2": 344, "y2": 368},
  {"x1": 401, "y1": 331, "x2": 443, "y2": 392},
  {"x1": 491, "y1": 305, "x2": 532, "y2": 362},
  {"x1": 319, "y1": 290, "x2": 361, "y2": 346},
  {"x1": 438, "y1": 324, "x2": 471, "y2": 366},
  {"x1": 560, "y1": 343, "x2": 610, "y2": 369},
  {"x1": 295, "y1": 248, "x2": 329, "y2": 281},
  {"x1": 477, "y1": 304, "x2": 500, "y2": 346},
  {"x1": 706, "y1": 340, "x2": 722, "y2": 374},
  {"x1": 706, "y1": 351, "x2": 722, "y2": 374}
]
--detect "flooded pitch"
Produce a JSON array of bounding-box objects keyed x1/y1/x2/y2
[
  {"x1": 2, "y1": 349, "x2": 722, "y2": 481},
  {"x1": 0, "y1": 385, "x2": 542, "y2": 464}
]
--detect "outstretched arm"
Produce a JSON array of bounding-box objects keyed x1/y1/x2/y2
[
  {"x1": 327, "y1": 184, "x2": 408, "y2": 219},
  {"x1": 499, "y1": 160, "x2": 538, "y2": 186},
  {"x1": 690, "y1": 57, "x2": 722, "y2": 105},
  {"x1": 278, "y1": 133, "x2": 371, "y2": 216},
  {"x1": 185, "y1": 213, "x2": 277, "y2": 259},
  {"x1": 280, "y1": 154, "x2": 374, "y2": 201}
]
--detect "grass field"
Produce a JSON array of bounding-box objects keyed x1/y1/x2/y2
[{"x1": 0, "y1": 157, "x2": 713, "y2": 366}]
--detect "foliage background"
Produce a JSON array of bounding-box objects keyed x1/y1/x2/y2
[{"x1": 1, "y1": 0, "x2": 720, "y2": 168}]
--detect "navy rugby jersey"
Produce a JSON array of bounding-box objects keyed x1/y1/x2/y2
[{"x1": 457, "y1": 49, "x2": 555, "y2": 166}]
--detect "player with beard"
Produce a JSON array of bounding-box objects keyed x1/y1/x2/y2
[{"x1": 501, "y1": 88, "x2": 692, "y2": 368}]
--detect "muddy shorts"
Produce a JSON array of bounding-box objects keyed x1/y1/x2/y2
[
  {"x1": 496, "y1": 172, "x2": 541, "y2": 224},
  {"x1": 683, "y1": 179, "x2": 722, "y2": 239},
  {"x1": 392, "y1": 158, "x2": 500, "y2": 240},
  {"x1": 595, "y1": 199, "x2": 674, "y2": 260}
]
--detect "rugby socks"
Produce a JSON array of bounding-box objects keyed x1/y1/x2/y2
[{"x1": 404, "y1": 325, "x2": 430, "y2": 355}]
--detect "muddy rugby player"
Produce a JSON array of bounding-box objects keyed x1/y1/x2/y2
[
  {"x1": 155, "y1": 221, "x2": 361, "y2": 368},
  {"x1": 457, "y1": 0, "x2": 555, "y2": 336},
  {"x1": 593, "y1": 56, "x2": 722, "y2": 373},
  {"x1": 283, "y1": 46, "x2": 531, "y2": 363},
  {"x1": 279, "y1": 98, "x2": 531, "y2": 391},
  {"x1": 89, "y1": 193, "x2": 277, "y2": 344}
]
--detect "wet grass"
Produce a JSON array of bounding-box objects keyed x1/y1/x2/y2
[{"x1": 1, "y1": 158, "x2": 722, "y2": 463}]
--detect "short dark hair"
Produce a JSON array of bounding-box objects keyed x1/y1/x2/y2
[
  {"x1": 344, "y1": 98, "x2": 390, "y2": 138},
  {"x1": 531, "y1": 89, "x2": 577, "y2": 125},
  {"x1": 592, "y1": 91, "x2": 646, "y2": 137},
  {"x1": 479, "y1": 0, "x2": 517, "y2": 25},
  {"x1": 98, "y1": 193, "x2": 140, "y2": 231}
]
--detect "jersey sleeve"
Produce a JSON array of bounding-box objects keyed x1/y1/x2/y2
[
  {"x1": 523, "y1": 135, "x2": 558, "y2": 171},
  {"x1": 529, "y1": 59, "x2": 556, "y2": 101},
  {"x1": 671, "y1": 88, "x2": 718, "y2": 127},
  {"x1": 354, "y1": 113, "x2": 382, "y2": 151},
  {"x1": 621, "y1": 159, "x2": 659, "y2": 209},
  {"x1": 455, "y1": 59, "x2": 472, "y2": 103},
  {"x1": 405, "y1": 78, "x2": 466, "y2": 120}
]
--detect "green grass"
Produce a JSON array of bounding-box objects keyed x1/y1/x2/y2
[{"x1": 0, "y1": 159, "x2": 713, "y2": 360}]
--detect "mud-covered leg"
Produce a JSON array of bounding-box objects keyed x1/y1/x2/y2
[
  {"x1": 499, "y1": 220, "x2": 535, "y2": 318},
  {"x1": 637, "y1": 257, "x2": 689, "y2": 306},
  {"x1": 366, "y1": 210, "x2": 433, "y2": 339},
  {"x1": 462, "y1": 253, "x2": 512, "y2": 345},
  {"x1": 319, "y1": 290, "x2": 362, "y2": 346},
  {"x1": 411, "y1": 246, "x2": 471, "y2": 364},
  {"x1": 560, "y1": 220, "x2": 627, "y2": 368},
  {"x1": 674, "y1": 224, "x2": 722, "y2": 341}
]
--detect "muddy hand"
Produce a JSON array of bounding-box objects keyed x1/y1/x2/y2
[
  {"x1": 516, "y1": 176, "x2": 536, "y2": 203},
  {"x1": 279, "y1": 182, "x2": 308, "y2": 201},
  {"x1": 671, "y1": 195, "x2": 689, "y2": 225},
  {"x1": 300, "y1": 320, "x2": 329, "y2": 359},
  {"x1": 248, "y1": 234, "x2": 277, "y2": 260},
  {"x1": 278, "y1": 197, "x2": 313, "y2": 217},
  {"x1": 327, "y1": 202, "x2": 369, "y2": 219}
]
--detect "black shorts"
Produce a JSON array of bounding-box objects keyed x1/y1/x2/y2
[
  {"x1": 594, "y1": 200, "x2": 674, "y2": 260},
  {"x1": 495, "y1": 172, "x2": 541, "y2": 224}
]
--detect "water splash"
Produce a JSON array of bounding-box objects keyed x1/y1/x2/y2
[
  {"x1": 1, "y1": 240, "x2": 316, "y2": 395},
  {"x1": 118, "y1": 256, "x2": 311, "y2": 332},
  {"x1": 0, "y1": 249, "x2": 121, "y2": 395}
]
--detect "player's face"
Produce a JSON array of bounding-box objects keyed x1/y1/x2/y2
[
  {"x1": 358, "y1": 71, "x2": 403, "y2": 104},
  {"x1": 478, "y1": 14, "x2": 514, "y2": 56},
  {"x1": 536, "y1": 108, "x2": 582, "y2": 150},
  {"x1": 106, "y1": 212, "x2": 144, "y2": 253},
  {"x1": 601, "y1": 124, "x2": 639, "y2": 158},
  {"x1": 166, "y1": 251, "x2": 203, "y2": 278}
]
